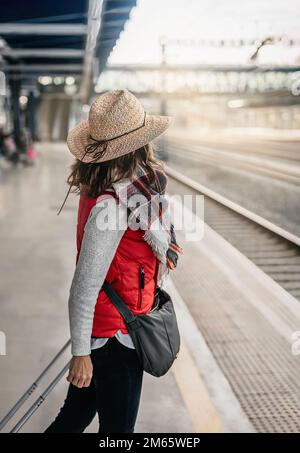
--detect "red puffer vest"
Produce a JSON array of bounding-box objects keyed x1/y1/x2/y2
[{"x1": 76, "y1": 191, "x2": 159, "y2": 337}]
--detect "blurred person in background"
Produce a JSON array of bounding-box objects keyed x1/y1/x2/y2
[
  {"x1": 0, "y1": 127, "x2": 35, "y2": 166},
  {"x1": 45, "y1": 90, "x2": 181, "y2": 433},
  {"x1": 1, "y1": 130, "x2": 20, "y2": 165},
  {"x1": 18, "y1": 128, "x2": 36, "y2": 166}
]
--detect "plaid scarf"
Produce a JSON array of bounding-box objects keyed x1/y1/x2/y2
[{"x1": 112, "y1": 164, "x2": 182, "y2": 283}]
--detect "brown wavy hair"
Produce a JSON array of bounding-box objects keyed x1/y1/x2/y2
[{"x1": 67, "y1": 143, "x2": 164, "y2": 198}]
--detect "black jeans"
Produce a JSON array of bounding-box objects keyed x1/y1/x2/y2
[{"x1": 45, "y1": 336, "x2": 143, "y2": 433}]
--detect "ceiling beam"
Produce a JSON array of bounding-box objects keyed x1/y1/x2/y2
[
  {"x1": 105, "y1": 63, "x2": 300, "y2": 73},
  {"x1": 5, "y1": 64, "x2": 82, "y2": 72},
  {"x1": 2, "y1": 48, "x2": 84, "y2": 58},
  {"x1": 0, "y1": 23, "x2": 87, "y2": 35},
  {"x1": 101, "y1": 19, "x2": 128, "y2": 27},
  {"x1": 103, "y1": 6, "x2": 133, "y2": 15},
  {"x1": 8, "y1": 74, "x2": 82, "y2": 80}
]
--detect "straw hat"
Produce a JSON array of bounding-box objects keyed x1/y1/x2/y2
[{"x1": 67, "y1": 89, "x2": 172, "y2": 163}]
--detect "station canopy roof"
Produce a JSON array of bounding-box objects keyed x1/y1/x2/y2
[{"x1": 0, "y1": 0, "x2": 136, "y2": 96}]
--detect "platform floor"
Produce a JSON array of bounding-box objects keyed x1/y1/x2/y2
[
  {"x1": 167, "y1": 177, "x2": 300, "y2": 433},
  {"x1": 0, "y1": 145, "x2": 195, "y2": 433},
  {"x1": 1, "y1": 143, "x2": 300, "y2": 433}
]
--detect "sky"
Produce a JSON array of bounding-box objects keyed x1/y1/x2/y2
[{"x1": 108, "y1": 0, "x2": 300, "y2": 65}]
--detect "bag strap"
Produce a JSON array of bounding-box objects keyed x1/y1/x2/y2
[{"x1": 102, "y1": 280, "x2": 140, "y2": 331}]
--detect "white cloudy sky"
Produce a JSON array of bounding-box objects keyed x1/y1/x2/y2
[{"x1": 108, "y1": 0, "x2": 300, "y2": 65}]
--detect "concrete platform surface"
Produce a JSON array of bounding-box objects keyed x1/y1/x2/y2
[
  {"x1": 1, "y1": 143, "x2": 299, "y2": 433},
  {"x1": 0, "y1": 144, "x2": 195, "y2": 433},
  {"x1": 167, "y1": 181, "x2": 300, "y2": 433}
]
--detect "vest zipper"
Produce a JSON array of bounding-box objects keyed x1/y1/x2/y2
[{"x1": 139, "y1": 266, "x2": 145, "y2": 309}]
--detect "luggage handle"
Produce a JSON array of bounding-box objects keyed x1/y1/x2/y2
[
  {"x1": 0, "y1": 339, "x2": 70, "y2": 432},
  {"x1": 10, "y1": 362, "x2": 71, "y2": 433}
]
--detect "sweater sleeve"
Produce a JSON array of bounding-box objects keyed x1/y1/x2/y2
[{"x1": 68, "y1": 197, "x2": 127, "y2": 356}]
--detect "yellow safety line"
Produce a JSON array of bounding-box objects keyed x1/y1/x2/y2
[{"x1": 172, "y1": 338, "x2": 225, "y2": 433}]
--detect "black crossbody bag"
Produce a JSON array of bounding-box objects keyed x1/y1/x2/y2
[{"x1": 102, "y1": 281, "x2": 181, "y2": 377}]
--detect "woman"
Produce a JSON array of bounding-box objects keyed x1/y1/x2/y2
[{"x1": 45, "y1": 89, "x2": 182, "y2": 433}]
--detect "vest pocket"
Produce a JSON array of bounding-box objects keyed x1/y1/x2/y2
[{"x1": 138, "y1": 265, "x2": 145, "y2": 309}]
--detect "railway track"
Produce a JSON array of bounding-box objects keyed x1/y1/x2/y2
[
  {"x1": 165, "y1": 139, "x2": 300, "y2": 186},
  {"x1": 166, "y1": 165, "x2": 300, "y2": 301},
  {"x1": 168, "y1": 135, "x2": 300, "y2": 163}
]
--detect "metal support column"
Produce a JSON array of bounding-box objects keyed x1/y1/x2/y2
[
  {"x1": 9, "y1": 78, "x2": 21, "y2": 141},
  {"x1": 27, "y1": 90, "x2": 37, "y2": 141}
]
